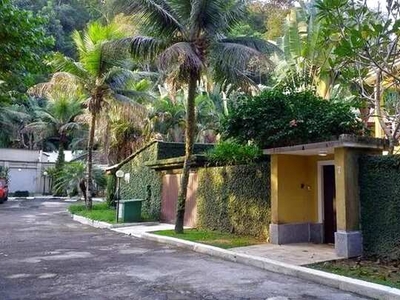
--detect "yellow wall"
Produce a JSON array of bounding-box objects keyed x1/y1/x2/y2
[{"x1": 271, "y1": 154, "x2": 334, "y2": 224}]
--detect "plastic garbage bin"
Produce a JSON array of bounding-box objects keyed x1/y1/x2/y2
[{"x1": 118, "y1": 199, "x2": 144, "y2": 222}]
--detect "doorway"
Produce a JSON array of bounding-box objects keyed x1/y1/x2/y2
[{"x1": 322, "y1": 165, "x2": 336, "y2": 244}]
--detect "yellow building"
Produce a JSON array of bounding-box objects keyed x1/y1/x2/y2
[{"x1": 264, "y1": 135, "x2": 387, "y2": 258}]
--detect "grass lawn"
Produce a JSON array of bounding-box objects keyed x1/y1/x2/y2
[
  {"x1": 152, "y1": 229, "x2": 264, "y2": 249},
  {"x1": 68, "y1": 202, "x2": 116, "y2": 224},
  {"x1": 309, "y1": 259, "x2": 400, "y2": 289}
]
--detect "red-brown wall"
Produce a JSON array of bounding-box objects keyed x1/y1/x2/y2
[{"x1": 161, "y1": 172, "x2": 198, "y2": 227}]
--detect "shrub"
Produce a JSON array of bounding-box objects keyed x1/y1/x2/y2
[
  {"x1": 53, "y1": 162, "x2": 106, "y2": 197},
  {"x1": 222, "y1": 90, "x2": 364, "y2": 149},
  {"x1": 206, "y1": 140, "x2": 262, "y2": 165},
  {"x1": 14, "y1": 191, "x2": 29, "y2": 197},
  {"x1": 359, "y1": 155, "x2": 400, "y2": 260},
  {"x1": 0, "y1": 166, "x2": 9, "y2": 181}
]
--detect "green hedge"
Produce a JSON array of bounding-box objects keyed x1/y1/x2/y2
[
  {"x1": 359, "y1": 155, "x2": 400, "y2": 260},
  {"x1": 120, "y1": 143, "x2": 162, "y2": 220},
  {"x1": 196, "y1": 162, "x2": 271, "y2": 239}
]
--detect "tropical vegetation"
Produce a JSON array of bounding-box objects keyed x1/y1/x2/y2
[
  {"x1": 1, "y1": 0, "x2": 400, "y2": 232},
  {"x1": 223, "y1": 90, "x2": 364, "y2": 149}
]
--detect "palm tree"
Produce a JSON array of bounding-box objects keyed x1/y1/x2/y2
[
  {"x1": 51, "y1": 18, "x2": 147, "y2": 209},
  {"x1": 26, "y1": 87, "x2": 84, "y2": 154},
  {"x1": 122, "y1": 0, "x2": 281, "y2": 233}
]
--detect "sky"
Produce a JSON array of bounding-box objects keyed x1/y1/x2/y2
[{"x1": 366, "y1": 0, "x2": 384, "y2": 9}]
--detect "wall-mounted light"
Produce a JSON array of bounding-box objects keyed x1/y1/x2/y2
[
  {"x1": 124, "y1": 173, "x2": 130, "y2": 183},
  {"x1": 318, "y1": 150, "x2": 328, "y2": 157}
]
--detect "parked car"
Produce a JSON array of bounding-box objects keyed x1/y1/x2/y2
[{"x1": 0, "y1": 178, "x2": 8, "y2": 203}]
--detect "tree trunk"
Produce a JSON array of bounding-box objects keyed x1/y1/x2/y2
[
  {"x1": 175, "y1": 73, "x2": 197, "y2": 233},
  {"x1": 374, "y1": 70, "x2": 394, "y2": 154},
  {"x1": 86, "y1": 112, "x2": 97, "y2": 210}
]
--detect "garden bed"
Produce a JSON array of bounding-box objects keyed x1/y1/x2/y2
[
  {"x1": 68, "y1": 202, "x2": 116, "y2": 224},
  {"x1": 152, "y1": 229, "x2": 264, "y2": 249},
  {"x1": 309, "y1": 258, "x2": 400, "y2": 289}
]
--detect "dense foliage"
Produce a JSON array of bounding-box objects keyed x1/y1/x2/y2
[
  {"x1": 197, "y1": 163, "x2": 271, "y2": 239},
  {"x1": 14, "y1": 0, "x2": 108, "y2": 57},
  {"x1": 359, "y1": 155, "x2": 400, "y2": 260},
  {"x1": 206, "y1": 140, "x2": 262, "y2": 166},
  {"x1": 0, "y1": 0, "x2": 53, "y2": 101},
  {"x1": 223, "y1": 90, "x2": 364, "y2": 149},
  {"x1": 52, "y1": 161, "x2": 106, "y2": 197}
]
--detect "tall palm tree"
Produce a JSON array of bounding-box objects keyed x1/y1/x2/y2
[
  {"x1": 26, "y1": 85, "x2": 85, "y2": 153},
  {"x1": 122, "y1": 0, "x2": 281, "y2": 233},
  {"x1": 51, "y1": 18, "x2": 147, "y2": 209}
]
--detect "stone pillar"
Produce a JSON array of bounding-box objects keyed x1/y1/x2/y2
[{"x1": 334, "y1": 147, "x2": 363, "y2": 258}]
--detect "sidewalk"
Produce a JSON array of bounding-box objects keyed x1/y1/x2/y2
[
  {"x1": 231, "y1": 243, "x2": 340, "y2": 266},
  {"x1": 112, "y1": 223, "x2": 339, "y2": 266}
]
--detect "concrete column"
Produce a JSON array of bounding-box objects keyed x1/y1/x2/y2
[
  {"x1": 36, "y1": 162, "x2": 43, "y2": 195},
  {"x1": 270, "y1": 155, "x2": 279, "y2": 224},
  {"x1": 334, "y1": 147, "x2": 362, "y2": 258}
]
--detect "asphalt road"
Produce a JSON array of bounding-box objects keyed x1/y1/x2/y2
[{"x1": 0, "y1": 198, "x2": 369, "y2": 300}]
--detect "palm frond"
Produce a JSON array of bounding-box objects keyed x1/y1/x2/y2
[
  {"x1": 105, "y1": 67, "x2": 153, "y2": 89},
  {"x1": 114, "y1": 89, "x2": 155, "y2": 103},
  {"x1": 59, "y1": 122, "x2": 82, "y2": 132},
  {"x1": 48, "y1": 53, "x2": 90, "y2": 82},
  {"x1": 28, "y1": 72, "x2": 85, "y2": 99},
  {"x1": 158, "y1": 42, "x2": 203, "y2": 75},
  {"x1": 189, "y1": 0, "x2": 246, "y2": 36},
  {"x1": 117, "y1": 0, "x2": 185, "y2": 37},
  {"x1": 111, "y1": 93, "x2": 148, "y2": 115},
  {"x1": 129, "y1": 36, "x2": 168, "y2": 61},
  {"x1": 168, "y1": 0, "x2": 192, "y2": 22},
  {"x1": 219, "y1": 37, "x2": 283, "y2": 56},
  {"x1": 210, "y1": 42, "x2": 273, "y2": 88}
]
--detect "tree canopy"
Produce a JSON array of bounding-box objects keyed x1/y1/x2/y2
[{"x1": 0, "y1": 0, "x2": 53, "y2": 102}]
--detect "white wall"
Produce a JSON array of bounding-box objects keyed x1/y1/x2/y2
[{"x1": 0, "y1": 149, "x2": 54, "y2": 194}]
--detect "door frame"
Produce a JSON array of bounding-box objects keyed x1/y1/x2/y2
[{"x1": 317, "y1": 160, "x2": 335, "y2": 224}]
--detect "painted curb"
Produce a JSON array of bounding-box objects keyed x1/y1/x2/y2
[
  {"x1": 70, "y1": 214, "x2": 160, "y2": 229},
  {"x1": 140, "y1": 233, "x2": 400, "y2": 300},
  {"x1": 72, "y1": 214, "x2": 113, "y2": 229}
]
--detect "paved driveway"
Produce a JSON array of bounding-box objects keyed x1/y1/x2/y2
[{"x1": 0, "y1": 198, "x2": 368, "y2": 300}]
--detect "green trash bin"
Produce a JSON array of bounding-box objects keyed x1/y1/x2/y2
[{"x1": 118, "y1": 199, "x2": 143, "y2": 222}]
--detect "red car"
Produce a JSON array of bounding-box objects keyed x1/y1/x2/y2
[{"x1": 0, "y1": 178, "x2": 8, "y2": 203}]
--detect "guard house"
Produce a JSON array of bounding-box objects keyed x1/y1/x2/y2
[{"x1": 264, "y1": 135, "x2": 387, "y2": 258}]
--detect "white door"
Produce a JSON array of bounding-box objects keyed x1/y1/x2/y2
[{"x1": 8, "y1": 168, "x2": 37, "y2": 193}]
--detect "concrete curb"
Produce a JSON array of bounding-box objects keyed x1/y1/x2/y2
[
  {"x1": 72, "y1": 214, "x2": 113, "y2": 229},
  {"x1": 70, "y1": 214, "x2": 160, "y2": 229},
  {"x1": 140, "y1": 233, "x2": 400, "y2": 300}
]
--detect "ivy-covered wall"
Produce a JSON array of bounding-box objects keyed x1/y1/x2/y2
[
  {"x1": 120, "y1": 143, "x2": 162, "y2": 220},
  {"x1": 119, "y1": 142, "x2": 214, "y2": 220},
  {"x1": 196, "y1": 162, "x2": 271, "y2": 239},
  {"x1": 359, "y1": 155, "x2": 400, "y2": 260}
]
